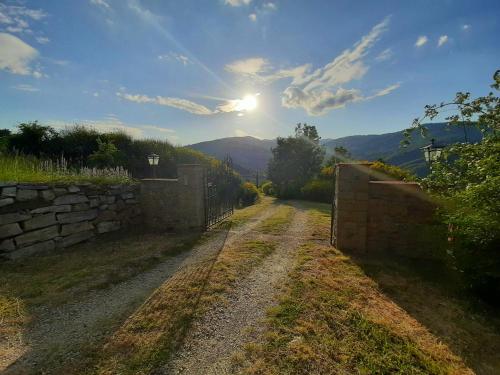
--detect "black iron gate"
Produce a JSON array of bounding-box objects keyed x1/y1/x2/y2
[{"x1": 204, "y1": 156, "x2": 238, "y2": 229}]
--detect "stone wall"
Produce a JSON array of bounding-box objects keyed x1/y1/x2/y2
[
  {"x1": 334, "y1": 163, "x2": 437, "y2": 253},
  {"x1": 140, "y1": 164, "x2": 206, "y2": 231},
  {"x1": 0, "y1": 182, "x2": 141, "y2": 259}
]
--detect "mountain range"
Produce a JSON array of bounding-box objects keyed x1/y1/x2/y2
[{"x1": 187, "y1": 123, "x2": 482, "y2": 177}]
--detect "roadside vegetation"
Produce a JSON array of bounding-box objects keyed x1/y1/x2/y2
[
  {"x1": 93, "y1": 198, "x2": 288, "y2": 374},
  {"x1": 237, "y1": 202, "x2": 500, "y2": 374}
]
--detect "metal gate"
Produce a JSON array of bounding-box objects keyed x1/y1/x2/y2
[{"x1": 204, "y1": 156, "x2": 237, "y2": 229}]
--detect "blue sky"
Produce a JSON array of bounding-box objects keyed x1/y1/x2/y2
[{"x1": 0, "y1": 0, "x2": 499, "y2": 144}]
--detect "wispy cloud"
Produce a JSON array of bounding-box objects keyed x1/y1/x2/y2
[
  {"x1": 249, "y1": 13, "x2": 257, "y2": 22},
  {"x1": 158, "y1": 52, "x2": 192, "y2": 66},
  {"x1": 90, "y1": 0, "x2": 111, "y2": 10},
  {"x1": 35, "y1": 36, "x2": 49, "y2": 44},
  {"x1": 462, "y1": 24, "x2": 470, "y2": 31},
  {"x1": 117, "y1": 92, "x2": 216, "y2": 115},
  {"x1": 12, "y1": 84, "x2": 40, "y2": 92},
  {"x1": 226, "y1": 17, "x2": 397, "y2": 116},
  {"x1": 262, "y1": 2, "x2": 277, "y2": 11},
  {"x1": 415, "y1": 35, "x2": 428, "y2": 47},
  {"x1": 224, "y1": 0, "x2": 252, "y2": 6},
  {"x1": 437, "y1": 35, "x2": 448, "y2": 47},
  {"x1": 0, "y1": 3, "x2": 47, "y2": 35},
  {"x1": 375, "y1": 48, "x2": 393, "y2": 62},
  {"x1": 0, "y1": 32, "x2": 43, "y2": 77}
]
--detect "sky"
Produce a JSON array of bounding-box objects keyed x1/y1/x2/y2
[{"x1": 0, "y1": 0, "x2": 499, "y2": 145}]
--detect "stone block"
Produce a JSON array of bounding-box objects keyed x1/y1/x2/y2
[
  {"x1": 0, "y1": 223, "x2": 23, "y2": 239},
  {"x1": 18, "y1": 185, "x2": 49, "y2": 190},
  {"x1": 16, "y1": 189, "x2": 39, "y2": 201},
  {"x1": 0, "y1": 238, "x2": 15, "y2": 252},
  {"x1": 31, "y1": 205, "x2": 72, "y2": 214},
  {"x1": 68, "y1": 185, "x2": 80, "y2": 193},
  {"x1": 54, "y1": 194, "x2": 89, "y2": 205},
  {"x1": 115, "y1": 199, "x2": 126, "y2": 211},
  {"x1": 72, "y1": 203, "x2": 90, "y2": 212},
  {"x1": 94, "y1": 210, "x2": 117, "y2": 223},
  {"x1": 121, "y1": 192, "x2": 134, "y2": 200},
  {"x1": 23, "y1": 213, "x2": 57, "y2": 231},
  {"x1": 40, "y1": 189, "x2": 55, "y2": 201},
  {"x1": 125, "y1": 199, "x2": 138, "y2": 204},
  {"x1": 0, "y1": 198, "x2": 15, "y2": 207},
  {"x1": 57, "y1": 209, "x2": 97, "y2": 224},
  {"x1": 99, "y1": 204, "x2": 109, "y2": 210},
  {"x1": 61, "y1": 221, "x2": 94, "y2": 236},
  {"x1": 9, "y1": 240, "x2": 55, "y2": 259},
  {"x1": 58, "y1": 230, "x2": 94, "y2": 248},
  {"x1": 100, "y1": 195, "x2": 115, "y2": 204},
  {"x1": 15, "y1": 225, "x2": 58, "y2": 246},
  {"x1": 0, "y1": 212, "x2": 31, "y2": 226},
  {"x1": 1, "y1": 186, "x2": 16, "y2": 198},
  {"x1": 53, "y1": 187, "x2": 68, "y2": 196},
  {"x1": 97, "y1": 221, "x2": 120, "y2": 234},
  {"x1": 89, "y1": 198, "x2": 99, "y2": 208}
]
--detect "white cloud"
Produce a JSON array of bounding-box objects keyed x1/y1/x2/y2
[
  {"x1": 226, "y1": 17, "x2": 397, "y2": 116},
  {"x1": 142, "y1": 125, "x2": 176, "y2": 134},
  {"x1": 365, "y1": 83, "x2": 401, "y2": 99},
  {"x1": 415, "y1": 35, "x2": 428, "y2": 47},
  {"x1": 117, "y1": 92, "x2": 216, "y2": 115},
  {"x1": 375, "y1": 48, "x2": 393, "y2": 62},
  {"x1": 249, "y1": 13, "x2": 257, "y2": 22},
  {"x1": 90, "y1": 0, "x2": 111, "y2": 9},
  {"x1": 263, "y1": 3, "x2": 277, "y2": 11},
  {"x1": 437, "y1": 35, "x2": 448, "y2": 47},
  {"x1": 462, "y1": 24, "x2": 470, "y2": 31},
  {"x1": 0, "y1": 33, "x2": 39, "y2": 76},
  {"x1": 36, "y1": 36, "x2": 49, "y2": 44},
  {"x1": 12, "y1": 84, "x2": 39, "y2": 92},
  {"x1": 0, "y1": 3, "x2": 47, "y2": 34},
  {"x1": 158, "y1": 52, "x2": 192, "y2": 66},
  {"x1": 224, "y1": 0, "x2": 252, "y2": 6}
]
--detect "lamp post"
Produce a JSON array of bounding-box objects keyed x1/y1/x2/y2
[
  {"x1": 421, "y1": 138, "x2": 444, "y2": 166},
  {"x1": 147, "y1": 153, "x2": 159, "y2": 178}
]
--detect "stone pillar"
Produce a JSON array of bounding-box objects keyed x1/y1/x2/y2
[
  {"x1": 177, "y1": 164, "x2": 206, "y2": 230},
  {"x1": 334, "y1": 163, "x2": 372, "y2": 252}
]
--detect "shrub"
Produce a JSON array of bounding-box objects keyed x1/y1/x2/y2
[
  {"x1": 239, "y1": 182, "x2": 259, "y2": 206},
  {"x1": 370, "y1": 161, "x2": 415, "y2": 181},
  {"x1": 261, "y1": 181, "x2": 276, "y2": 196},
  {"x1": 301, "y1": 179, "x2": 333, "y2": 203}
]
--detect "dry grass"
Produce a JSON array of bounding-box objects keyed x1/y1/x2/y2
[
  {"x1": 228, "y1": 196, "x2": 275, "y2": 227},
  {"x1": 93, "y1": 204, "x2": 285, "y2": 374},
  {"x1": 0, "y1": 229, "x2": 199, "y2": 372},
  {"x1": 239, "y1": 203, "x2": 474, "y2": 375},
  {"x1": 257, "y1": 204, "x2": 295, "y2": 234}
]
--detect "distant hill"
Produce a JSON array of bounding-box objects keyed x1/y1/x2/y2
[{"x1": 187, "y1": 123, "x2": 483, "y2": 177}]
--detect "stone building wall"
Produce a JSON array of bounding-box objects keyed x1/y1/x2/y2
[
  {"x1": 334, "y1": 163, "x2": 437, "y2": 253},
  {"x1": 0, "y1": 182, "x2": 141, "y2": 259}
]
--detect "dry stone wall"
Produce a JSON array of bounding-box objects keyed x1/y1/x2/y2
[{"x1": 0, "y1": 183, "x2": 141, "y2": 259}]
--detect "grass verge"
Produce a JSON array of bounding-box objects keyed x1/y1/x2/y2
[
  {"x1": 257, "y1": 204, "x2": 295, "y2": 234},
  {"x1": 238, "y1": 204, "x2": 472, "y2": 375},
  {"x1": 93, "y1": 205, "x2": 285, "y2": 374},
  {"x1": 228, "y1": 196, "x2": 275, "y2": 227}
]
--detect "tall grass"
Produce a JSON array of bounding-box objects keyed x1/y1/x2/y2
[{"x1": 0, "y1": 154, "x2": 132, "y2": 185}]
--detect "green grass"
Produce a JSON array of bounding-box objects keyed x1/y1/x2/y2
[
  {"x1": 238, "y1": 205, "x2": 471, "y2": 374},
  {"x1": 257, "y1": 204, "x2": 295, "y2": 234},
  {"x1": 0, "y1": 154, "x2": 133, "y2": 184}
]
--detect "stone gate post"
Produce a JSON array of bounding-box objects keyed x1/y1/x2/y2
[{"x1": 177, "y1": 164, "x2": 206, "y2": 230}]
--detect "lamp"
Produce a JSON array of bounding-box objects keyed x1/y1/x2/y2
[
  {"x1": 147, "y1": 153, "x2": 159, "y2": 178},
  {"x1": 421, "y1": 139, "x2": 444, "y2": 164}
]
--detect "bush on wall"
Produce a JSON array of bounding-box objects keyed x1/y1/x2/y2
[{"x1": 301, "y1": 179, "x2": 333, "y2": 203}]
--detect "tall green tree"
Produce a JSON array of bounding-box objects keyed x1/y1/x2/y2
[{"x1": 268, "y1": 124, "x2": 325, "y2": 198}]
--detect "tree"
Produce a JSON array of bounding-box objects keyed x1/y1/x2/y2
[
  {"x1": 403, "y1": 71, "x2": 500, "y2": 304},
  {"x1": 88, "y1": 138, "x2": 120, "y2": 168},
  {"x1": 268, "y1": 124, "x2": 325, "y2": 198},
  {"x1": 8, "y1": 122, "x2": 59, "y2": 156}
]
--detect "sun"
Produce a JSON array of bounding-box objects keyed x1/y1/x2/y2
[{"x1": 239, "y1": 94, "x2": 258, "y2": 111}]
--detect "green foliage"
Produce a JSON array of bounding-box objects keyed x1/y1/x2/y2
[
  {"x1": 301, "y1": 179, "x2": 333, "y2": 203},
  {"x1": 88, "y1": 138, "x2": 120, "y2": 168},
  {"x1": 370, "y1": 161, "x2": 416, "y2": 181},
  {"x1": 407, "y1": 71, "x2": 500, "y2": 304},
  {"x1": 268, "y1": 123, "x2": 325, "y2": 199},
  {"x1": 261, "y1": 181, "x2": 276, "y2": 196},
  {"x1": 238, "y1": 182, "x2": 259, "y2": 206},
  {"x1": 0, "y1": 123, "x2": 216, "y2": 179}
]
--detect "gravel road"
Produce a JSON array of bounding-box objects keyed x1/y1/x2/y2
[{"x1": 163, "y1": 203, "x2": 309, "y2": 375}]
